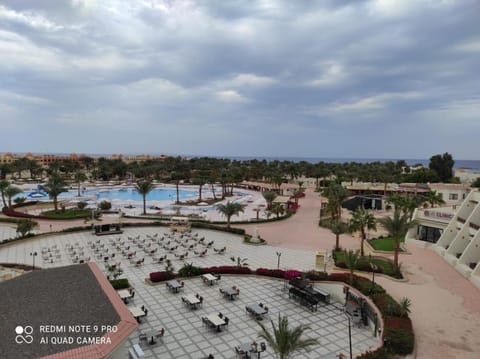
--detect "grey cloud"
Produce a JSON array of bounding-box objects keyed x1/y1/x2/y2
[{"x1": 0, "y1": 0, "x2": 479, "y2": 159}]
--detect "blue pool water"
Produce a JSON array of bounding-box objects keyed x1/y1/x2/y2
[
  {"x1": 73, "y1": 188, "x2": 198, "y2": 202},
  {"x1": 20, "y1": 187, "x2": 199, "y2": 202}
]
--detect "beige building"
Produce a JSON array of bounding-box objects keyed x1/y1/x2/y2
[{"x1": 406, "y1": 189, "x2": 480, "y2": 289}]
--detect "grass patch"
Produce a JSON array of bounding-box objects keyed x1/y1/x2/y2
[
  {"x1": 369, "y1": 237, "x2": 404, "y2": 252},
  {"x1": 41, "y1": 209, "x2": 92, "y2": 219},
  {"x1": 333, "y1": 250, "x2": 402, "y2": 279}
]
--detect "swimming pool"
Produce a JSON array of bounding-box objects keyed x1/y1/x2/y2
[
  {"x1": 20, "y1": 187, "x2": 199, "y2": 203},
  {"x1": 81, "y1": 188, "x2": 199, "y2": 202}
]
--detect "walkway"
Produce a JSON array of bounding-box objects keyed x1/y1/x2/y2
[{"x1": 234, "y1": 187, "x2": 360, "y2": 251}]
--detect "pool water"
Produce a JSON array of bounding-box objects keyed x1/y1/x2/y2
[
  {"x1": 19, "y1": 187, "x2": 199, "y2": 202},
  {"x1": 86, "y1": 188, "x2": 198, "y2": 202}
]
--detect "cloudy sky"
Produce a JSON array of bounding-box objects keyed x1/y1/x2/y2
[{"x1": 0, "y1": 0, "x2": 479, "y2": 160}]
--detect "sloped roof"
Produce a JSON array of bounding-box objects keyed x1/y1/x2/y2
[{"x1": 0, "y1": 263, "x2": 137, "y2": 359}]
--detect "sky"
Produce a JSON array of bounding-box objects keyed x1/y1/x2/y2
[{"x1": 0, "y1": 0, "x2": 479, "y2": 160}]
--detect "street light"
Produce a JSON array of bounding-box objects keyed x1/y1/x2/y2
[
  {"x1": 30, "y1": 251, "x2": 37, "y2": 271},
  {"x1": 369, "y1": 255, "x2": 377, "y2": 294},
  {"x1": 276, "y1": 251, "x2": 282, "y2": 269}
]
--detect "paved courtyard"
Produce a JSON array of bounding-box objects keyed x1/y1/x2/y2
[{"x1": 0, "y1": 226, "x2": 379, "y2": 358}]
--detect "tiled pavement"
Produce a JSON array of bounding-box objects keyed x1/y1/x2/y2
[{"x1": 0, "y1": 226, "x2": 379, "y2": 358}]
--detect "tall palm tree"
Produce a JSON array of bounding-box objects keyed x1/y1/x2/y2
[
  {"x1": 257, "y1": 314, "x2": 319, "y2": 359},
  {"x1": 74, "y1": 171, "x2": 87, "y2": 197},
  {"x1": 330, "y1": 220, "x2": 348, "y2": 251},
  {"x1": 322, "y1": 183, "x2": 350, "y2": 220},
  {"x1": 5, "y1": 185, "x2": 22, "y2": 209},
  {"x1": 0, "y1": 179, "x2": 10, "y2": 209},
  {"x1": 379, "y1": 210, "x2": 414, "y2": 267},
  {"x1": 263, "y1": 191, "x2": 277, "y2": 210},
  {"x1": 134, "y1": 180, "x2": 155, "y2": 215},
  {"x1": 216, "y1": 201, "x2": 245, "y2": 228},
  {"x1": 44, "y1": 174, "x2": 67, "y2": 211},
  {"x1": 349, "y1": 208, "x2": 377, "y2": 256},
  {"x1": 344, "y1": 249, "x2": 360, "y2": 285}
]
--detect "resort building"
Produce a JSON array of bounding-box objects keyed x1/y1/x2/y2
[
  {"x1": 406, "y1": 189, "x2": 480, "y2": 289},
  {"x1": 0, "y1": 263, "x2": 138, "y2": 359},
  {"x1": 427, "y1": 183, "x2": 471, "y2": 206}
]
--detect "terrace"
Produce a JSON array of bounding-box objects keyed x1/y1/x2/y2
[{"x1": 0, "y1": 226, "x2": 379, "y2": 358}]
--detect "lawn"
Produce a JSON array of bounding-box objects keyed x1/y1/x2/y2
[
  {"x1": 333, "y1": 250, "x2": 402, "y2": 279},
  {"x1": 41, "y1": 209, "x2": 92, "y2": 219},
  {"x1": 369, "y1": 237, "x2": 404, "y2": 252}
]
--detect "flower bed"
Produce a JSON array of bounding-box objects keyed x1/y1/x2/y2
[
  {"x1": 149, "y1": 271, "x2": 175, "y2": 283},
  {"x1": 200, "y1": 266, "x2": 251, "y2": 275}
]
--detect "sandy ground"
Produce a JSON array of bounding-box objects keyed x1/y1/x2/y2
[{"x1": 3, "y1": 186, "x2": 480, "y2": 358}]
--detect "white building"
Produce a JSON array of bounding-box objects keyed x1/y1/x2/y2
[
  {"x1": 427, "y1": 183, "x2": 471, "y2": 206},
  {"x1": 406, "y1": 190, "x2": 480, "y2": 289}
]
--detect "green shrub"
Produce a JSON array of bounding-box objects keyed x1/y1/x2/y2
[
  {"x1": 77, "y1": 201, "x2": 88, "y2": 210},
  {"x1": 384, "y1": 327, "x2": 415, "y2": 355},
  {"x1": 99, "y1": 201, "x2": 112, "y2": 210},
  {"x1": 178, "y1": 263, "x2": 202, "y2": 277},
  {"x1": 109, "y1": 278, "x2": 129, "y2": 290}
]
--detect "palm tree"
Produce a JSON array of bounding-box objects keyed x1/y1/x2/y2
[
  {"x1": 349, "y1": 208, "x2": 376, "y2": 257},
  {"x1": 5, "y1": 185, "x2": 22, "y2": 209},
  {"x1": 0, "y1": 179, "x2": 10, "y2": 209},
  {"x1": 379, "y1": 210, "x2": 414, "y2": 267},
  {"x1": 330, "y1": 220, "x2": 347, "y2": 251},
  {"x1": 134, "y1": 180, "x2": 155, "y2": 215},
  {"x1": 216, "y1": 201, "x2": 245, "y2": 228},
  {"x1": 257, "y1": 314, "x2": 319, "y2": 359},
  {"x1": 263, "y1": 191, "x2": 277, "y2": 210},
  {"x1": 271, "y1": 202, "x2": 285, "y2": 218},
  {"x1": 44, "y1": 174, "x2": 67, "y2": 211},
  {"x1": 322, "y1": 183, "x2": 350, "y2": 220},
  {"x1": 193, "y1": 176, "x2": 207, "y2": 202},
  {"x1": 230, "y1": 256, "x2": 248, "y2": 267},
  {"x1": 344, "y1": 249, "x2": 360, "y2": 285},
  {"x1": 74, "y1": 171, "x2": 87, "y2": 197},
  {"x1": 422, "y1": 190, "x2": 445, "y2": 208},
  {"x1": 398, "y1": 297, "x2": 412, "y2": 317}
]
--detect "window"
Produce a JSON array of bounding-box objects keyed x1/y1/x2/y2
[{"x1": 449, "y1": 193, "x2": 458, "y2": 200}]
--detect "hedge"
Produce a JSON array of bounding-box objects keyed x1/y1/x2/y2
[{"x1": 109, "y1": 278, "x2": 130, "y2": 290}]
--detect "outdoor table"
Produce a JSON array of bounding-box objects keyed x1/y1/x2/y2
[
  {"x1": 238, "y1": 343, "x2": 256, "y2": 358},
  {"x1": 246, "y1": 304, "x2": 268, "y2": 319},
  {"x1": 129, "y1": 306, "x2": 146, "y2": 322},
  {"x1": 167, "y1": 279, "x2": 183, "y2": 293},
  {"x1": 117, "y1": 289, "x2": 132, "y2": 303},
  {"x1": 144, "y1": 329, "x2": 158, "y2": 345},
  {"x1": 202, "y1": 273, "x2": 218, "y2": 286},
  {"x1": 183, "y1": 294, "x2": 201, "y2": 309},
  {"x1": 206, "y1": 314, "x2": 226, "y2": 332},
  {"x1": 222, "y1": 287, "x2": 239, "y2": 300}
]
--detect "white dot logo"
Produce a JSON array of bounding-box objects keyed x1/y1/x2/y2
[{"x1": 15, "y1": 325, "x2": 33, "y2": 344}]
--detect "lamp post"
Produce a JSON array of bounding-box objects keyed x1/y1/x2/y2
[
  {"x1": 369, "y1": 255, "x2": 377, "y2": 294},
  {"x1": 341, "y1": 286, "x2": 353, "y2": 359},
  {"x1": 276, "y1": 251, "x2": 282, "y2": 269},
  {"x1": 30, "y1": 251, "x2": 37, "y2": 271}
]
